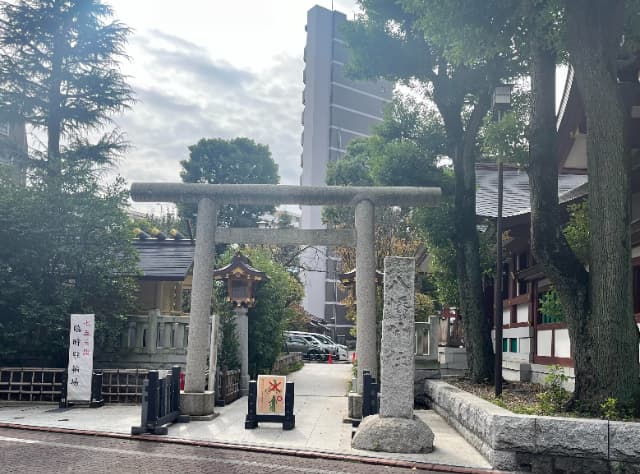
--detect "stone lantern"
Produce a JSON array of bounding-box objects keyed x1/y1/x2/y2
[{"x1": 213, "y1": 252, "x2": 269, "y2": 395}]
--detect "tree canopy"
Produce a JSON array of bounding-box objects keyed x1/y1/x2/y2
[
  {"x1": 0, "y1": 166, "x2": 138, "y2": 365},
  {"x1": 179, "y1": 137, "x2": 280, "y2": 228},
  {"x1": 0, "y1": 0, "x2": 133, "y2": 175},
  {"x1": 357, "y1": 0, "x2": 640, "y2": 411},
  {"x1": 341, "y1": 0, "x2": 520, "y2": 382}
]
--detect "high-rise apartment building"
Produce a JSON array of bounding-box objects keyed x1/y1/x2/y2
[{"x1": 299, "y1": 5, "x2": 392, "y2": 341}]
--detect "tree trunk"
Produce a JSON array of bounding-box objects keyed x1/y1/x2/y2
[
  {"x1": 439, "y1": 96, "x2": 495, "y2": 383},
  {"x1": 565, "y1": 0, "x2": 640, "y2": 411},
  {"x1": 528, "y1": 36, "x2": 594, "y2": 406}
]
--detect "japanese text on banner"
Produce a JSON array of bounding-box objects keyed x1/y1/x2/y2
[{"x1": 66, "y1": 314, "x2": 94, "y2": 401}]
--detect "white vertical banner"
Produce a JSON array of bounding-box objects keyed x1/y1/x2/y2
[{"x1": 66, "y1": 314, "x2": 95, "y2": 402}]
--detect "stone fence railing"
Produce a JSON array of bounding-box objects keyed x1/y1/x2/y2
[
  {"x1": 424, "y1": 379, "x2": 640, "y2": 472},
  {"x1": 96, "y1": 310, "x2": 196, "y2": 369},
  {"x1": 271, "y1": 352, "x2": 302, "y2": 375}
]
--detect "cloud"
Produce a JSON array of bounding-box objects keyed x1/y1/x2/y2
[
  {"x1": 114, "y1": 34, "x2": 304, "y2": 195},
  {"x1": 132, "y1": 31, "x2": 255, "y2": 89}
]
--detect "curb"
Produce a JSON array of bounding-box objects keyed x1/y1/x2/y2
[{"x1": 0, "y1": 422, "x2": 508, "y2": 474}]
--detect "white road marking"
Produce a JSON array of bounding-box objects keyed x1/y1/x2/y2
[{"x1": 0, "y1": 435, "x2": 39, "y2": 444}]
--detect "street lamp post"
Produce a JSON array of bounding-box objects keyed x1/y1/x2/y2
[{"x1": 492, "y1": 84, "x2": 512, "y2": 397}]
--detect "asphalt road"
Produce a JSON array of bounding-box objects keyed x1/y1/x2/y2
[{"x1": 0, "y1": 427, "x2": 454, "y2": 474}]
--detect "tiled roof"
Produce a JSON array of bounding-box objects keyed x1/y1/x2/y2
[
  {"x1": 476, "y1": 164, "x2": 588, "y2": 218},
  {"x1": 134, "y1": 239, "x2": 195, "y2": 280}
]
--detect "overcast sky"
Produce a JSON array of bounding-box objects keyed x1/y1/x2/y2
[{"x1": 106, "y1": 0, "x2": 358, "y2": 212}]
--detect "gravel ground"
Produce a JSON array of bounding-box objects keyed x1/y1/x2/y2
[
  {"x1": 447, "y1": 378, "x2": 545, "y2": 415},
  {"x1": 446, "y1": 378, "x2": 640, "y2": 421}
]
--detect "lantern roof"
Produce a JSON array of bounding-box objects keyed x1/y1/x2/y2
[{"x1": 213, "y1": 252, "x2": 269, "y2": 282}]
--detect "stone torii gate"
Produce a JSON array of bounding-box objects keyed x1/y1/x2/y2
[{"x1": 131, "y1": 183, "x2": 440, "y2": 417}]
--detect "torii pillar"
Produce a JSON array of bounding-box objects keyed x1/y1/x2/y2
[
  {"x1": 355, "y1": 199, "x2": 377, "y2": 390},
  {"x1": 181, "y1": 197, "x2": 217, "y2": 418}
]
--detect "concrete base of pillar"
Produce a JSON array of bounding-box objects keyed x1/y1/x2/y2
[
  {"x1": 348, "y1": 392, "x2": 363, "y2": 419},
  {"x1": 180, "y1": 391, "x2": 215, "y2": 418},
  {"x1": 352, "y1": 414, "x2": 434, "y2": 453}
]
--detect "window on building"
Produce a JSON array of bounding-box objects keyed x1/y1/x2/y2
[
  {"x1": 0, "y1": 122, "x2": 9, "y2": 136},
  {"x1": 537, "y1": 288, "x2": 564, "y2": 324}
]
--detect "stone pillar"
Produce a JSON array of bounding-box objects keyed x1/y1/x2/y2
[
  {"x1": 352, "y1": 257, "x2": 434, "y2": 453},
  {"x1": 148, "y1": 309, "x2": 159, "y2": 353},
  {"x1": 162, "y1": 322, "x2": 172, "y2": 348},
  {"x1": 234, "y1": 306, "x2": 249, "y2": 396},
  {"x1": 181, "y1": 198, "x2": 216, "y2": 418},
  {"x1": 379, "y1": 257, "x2": 416, "y2": 418},
  {"x1": 355, "y1": 199, "x2": 376, "y2": 391},
  {"x1": 174, "y1": 322, "x2": 185, "y2": 349}
]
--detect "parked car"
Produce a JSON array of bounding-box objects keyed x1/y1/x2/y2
[
  {"x1": 309, "y1": 334, "x2": 349, "y2": 361},
  {"x1": 283, "y1": 334, "x2": 329, "y2": 360},
  {"x1": 285, "y1": 331, "x2": 348, "y2": 361}
]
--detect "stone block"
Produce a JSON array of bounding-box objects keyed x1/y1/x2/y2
[
  {"x1": 492, "y1": 414, "x2": 536, "y2": 451},
  {"x1": 535, "y1": 416, "x2": 608, "y2": 458},
  {"x1": 609, "y1": 420, "x2": 640, "y2": 462},
  {"x1": 352, "y1": 414, "x2": 434, "y2": 453},
  {"x1": 180, "y1": 391, "x2": 215, "y2": 417}
]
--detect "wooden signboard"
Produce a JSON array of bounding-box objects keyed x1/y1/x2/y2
[
  {"x1": 245, "y1": 376, "x2": 295, "y2": 430},
  {"x1": 256, "y1": 375, "x2": 286, "y2": 415}
]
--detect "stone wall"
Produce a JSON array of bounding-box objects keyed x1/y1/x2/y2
[{"x1": 424, "y1": 379, "x2": 640, "y2": 473}]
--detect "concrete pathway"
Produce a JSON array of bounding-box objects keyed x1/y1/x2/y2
[{"x1": 0, "y1": 362, "x2": 491, "y2": 470}]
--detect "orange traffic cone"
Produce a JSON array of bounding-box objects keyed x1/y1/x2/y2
[{"x1": 328, "y1": 353, "x2": 333, "y2": 364}]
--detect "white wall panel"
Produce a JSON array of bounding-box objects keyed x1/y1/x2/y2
[
  {"x1": 537, "y1": 330, "x2": 552, "y2": 357},
  {"x1": 555, "y1": 328, "x2": 571, "y2": 359},
  {"x1": 516, "y1": 303, "x2": 529, "y2": 323},
  {"x1": 503, "y1": 308, "x2": 511, "y2": 325}
]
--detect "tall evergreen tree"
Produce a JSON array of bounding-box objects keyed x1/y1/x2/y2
[
  {"x1": 0, "y1": 0, "x2": 138, "y2": 365},
  {"x1": 0, "y1": 0, "x2": 133, "y2": 175}
]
